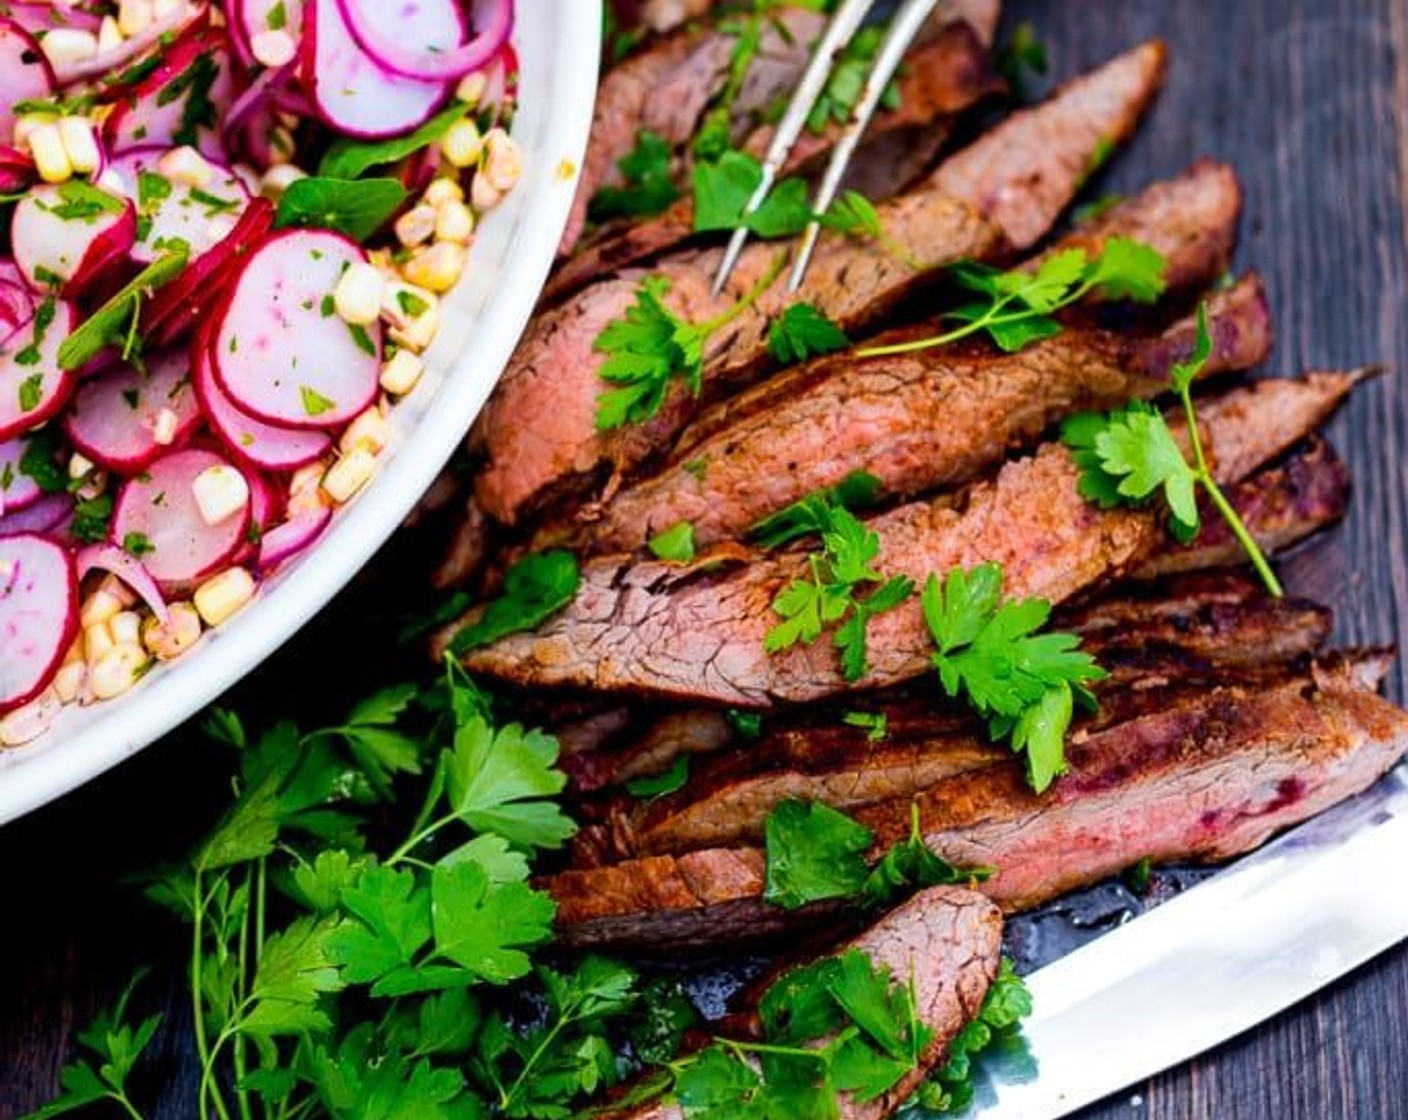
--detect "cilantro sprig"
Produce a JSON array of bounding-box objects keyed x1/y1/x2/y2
[
  {"x1": 1060, "y1": 303, "x2": 1285, "y2": 597},
  {"x1": 923, "y1": 563, "x2": 1106, "y2": 792},
  {"x1": 764, "y1": 505, "x2": 913, "y2": 681},
  {"x1": 856, "y1": 237, "x2": 1168, "y2": 359},
  {"x1": 594, "y1": 259, "x2": 782, "y2": 430}
]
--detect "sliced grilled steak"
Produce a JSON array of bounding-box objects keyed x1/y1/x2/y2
[
  {"x1": 598, "y1": 885, "x2": 1003, "y2": 1120},
  {"x1": 564, "y1": 5, "x2": 829, "y2": 252},
  {"x1": 546, "y1": 651, "x2": 1407, "y2": 950},
  {"x1": 1135, "y1": 434, "x2": 1351, "y2": 580},
  {"x1": 561, "y1": 273, "x2": 1268, "y2": 558},
  {"x1": 548, "y1": 20, "x2": 1006, "y2": 304},
  {"x1": 473, "y1": 41, "x2": 1167, "y2": 527},
  {"x1": 447, "y1": 373, "x2": 1359, "y2": 706}
]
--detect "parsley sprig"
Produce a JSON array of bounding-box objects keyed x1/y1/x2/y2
[
  {"x1": 589, "y1": 128, "x2": 680, "y2": 222},
  {"x1": 764, "y1": 505, "x2": 913, "y2": 681},
  {"x1": 856, "y1": 237, "x2": 1168, "y2": 359},
  {"x1": 923, "y1": 563, "x2": 1107, "y2": 792},
  {"x1": 594, "y1": 258, "x2": 782, "y2": 430},
  {"x1": 750, "y1": 468, "x2": 882, "y2": 549},
  {"x1": 1061, "y1": 303, "x2": 1285, "y2": 597}
]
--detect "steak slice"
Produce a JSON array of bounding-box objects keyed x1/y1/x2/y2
[
  {"x1": 598, "y1": 885, "x2": 1003, "y2": 1120},
  {"x1": 573, "y1": 584, "x2": 1335, "y2": 862},
  {"x1": 561, "y1": 272, "x2": 1268, "y2": 558},
  {"x1": 548, "y1": 19, "x2": 1006, "y2": 304},
  {"x1": 545, "y1": 651, "x2": 1408, "y2": 950},
  {"x1": 1134, "y1": 434, "x2": 1351, "y2": 580},
  {"x1": 446, "y1": 373, "x2": 1360, "y2": 706},
  {"x1": 472, "y1": 41, "x2": 1167, "y2": 527}
]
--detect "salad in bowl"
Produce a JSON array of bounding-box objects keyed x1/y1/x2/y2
[{"x1": 0, "y1": 0, "x2": 584, "y2": 761}]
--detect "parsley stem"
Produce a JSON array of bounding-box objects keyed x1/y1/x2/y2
[
  {"x1": 191, "y1": 870, "x2": 236, "y2": 1120},
  {"x1": 500, "y1": 1004, "x2": 582, "y2": 1110},
  {"x1": 1178, "y1": 386, "x2": 1284, "y2": 598},
  {"x1": 703, "y1": 251, "x2": 786, "y2": 335},
  {"x1": 853, "y1": 291, "x2": 1026, "y2": 358}
]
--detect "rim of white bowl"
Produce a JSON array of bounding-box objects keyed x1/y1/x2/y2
[{"x1": 0, "y1": 1, "x2": 602, "y2": 826}]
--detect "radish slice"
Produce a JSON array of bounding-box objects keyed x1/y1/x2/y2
[
  {"x1": 110, "y1": 447, "x2": 251, "y2": 591},
  {"x1": 0, "y1": 279, "x2": 34, "y2": 344},
  {"x1": 305, "y1": 0, "x2": 453, "y2": 139},
  {"x1": 336, "y1": 0, "x2": 506, "y2": 82},
  {"x1": 192, "y1": 321, "x2": 330, "y2": 470},
  {"x1": 0, "y1": 435, "x2": 43, "y2": 515},
  {"x1": 45, "y1": 0, "x2": 205, "y2": 85},
  {"x1": 76, "y1": 542, "x2": 170, "y2": 624},
  {"x1": 0, "y1": 298, "x2": 78, "y2": 442},
  {"x1": 0, "y1": 21, "x2": 54, "y2": 149},
  {"x1": 233, "y1": 467, "x2": 286, "y2": 565},
  {"x1": 145, "y1": 196, "x2": 274, "y2": 349},
  {"x1": 212, "y1": 228, "x2": 381, "y2": 429},
  {"x1": 0, "y1": 533, "x2": 78, "y2": 714},
  {"x1": 11, "y1": 183, "x2": 137, "y2": 297},
  {"x1": 109, "y1": 148, "x2": 250, "y2": 266},
  {"x1": 0, "y1": 493, "x2": 72, "y2": 538},
  {"x1": 257, "y1": 506, "x2": 331, "y2": 572},
  {"x1": 63, "y1": 349, "x2": 202, "y2": 473},
  {"x1": 103, "y1": 28, "x2": 237, "y2": 159}
]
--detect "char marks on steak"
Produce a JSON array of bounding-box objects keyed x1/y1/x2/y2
[
  {"x1": 547, "y1": 19, "x2": 1006, "y2": 304},
  {"x1": 447, "y1": 374, "x2": 1359, "y2": 706},
  {"x1": 471, "y1": 41, "x2": 1168, "y2": 528},
  {"x1": 599, "y1": 885, "x2": 1003, "y2": 1120},
  {"x1": 562, "y1": 272, "x2": 1269, "y2": 558},
  {"x1": 546, "y1": 651, "x2": 1407, "y2": 951}
]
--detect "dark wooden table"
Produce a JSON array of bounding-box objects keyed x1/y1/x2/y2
[{"x1": 3, "y1": 1, "x2": 1407, "y2": 1117}]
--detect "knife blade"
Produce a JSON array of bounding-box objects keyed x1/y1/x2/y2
[{"x1": 963, "y1": 766, "x2": 1408, "y2": 1119}]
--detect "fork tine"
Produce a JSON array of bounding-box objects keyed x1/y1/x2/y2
[
  {"x1": 710, "y1": 0, "x2": 877, "y2": 296},
  {"x1": 787, "y1": 0, "x2": 944, "y2": 292}
]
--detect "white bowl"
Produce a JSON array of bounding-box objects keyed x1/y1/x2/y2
[{"x1": 0, "y1": 1, "x2": 602, "y2": 825}]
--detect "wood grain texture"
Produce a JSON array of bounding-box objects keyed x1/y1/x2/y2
[{"x1": 1, "y1": 1, "x2": 1406, "y2": 1118}]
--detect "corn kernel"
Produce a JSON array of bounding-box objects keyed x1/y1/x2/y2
[
  {"x1": 440, "y1": 119, "x2": 483, "y2": 169},
  {"x1": 333, "y1": 261, "x2": 386, "y2": 326},
  {"x1": 40, "y1": 28, "x2": 99, "y2": 69},
  {"x1": 339, "y1": 406, "x2": 389, "y2": 454},
  {"x1": 30, "y1": 124, "x2": 73, "y2": 184},
  {"x1": 68, "y1": 451, "x2": 95, "y2": 480},
  {"x1": 142, "y1": 601, "x2": 202, "y2": 660},
  {"x1": 389, "y1": 300, "x2": 440, "y2": 351},
  {"x1": 258, "y1": 163, "x2": 305, "y2": 200},
  {"x1": 424, "y1": 177, "x2": 464, "y2": 207},
  {"x1": 95, "y1": 574, "x2": 136, "y2": 608},
  {"x1": 434, "y1": 199, "x2": 475, "y2": 244},
  {"x1": 194, "y1": 567, "x2": 255, "y2": 626},
  {"x1": 402, "y1": 242, "x2": 467, "y2": 293},
  {"x1": 158, "y1": 145, "x2": 214, "y2": 188},
  {"x1": 75, "y1": 470, "x2": 108, "y2": 501},
  {"x1": 379, "y1": 349, "x2": 425, "y2": 395},
  {"x1": 394, "y1": 204, "x2": 437, "y2": 248},
  {"x1": 379, "y1": 281, "x2": 435, "y2": 330},
  {"x1": 80, "y1": 590, "x2": 123, "y2": 629},
  {"x1": 84, "y1": 621, "x2": 115, "y2": 664},
  {"x1": 455, "y1": 71, "x2": 489, "y2": 108},
  {"x1": 89, "y1": 644, "x2": 148, "y2": 701},
  {"x1": 0, "y1": 689, "x2": 60, "y2": 746},
  {"x1": 322, "y1": 447, "x2": 376, "y2": 503},
  {"x1": 251, "y1": 27, "x2": 297, "y2": 67},
  {"x1": 95, "y1": 168, "x2": 128, "y2": 195},
  {"x1": 53, "y1": 662, "x2": 86, "y2": 704},
  {"x1": 109, "y1": 611, "x2": 142, "y2": 646},
  {"x1": 482, "y1": 128, "x2": 522, "y2": 192},
  {"x1": 96, "y1": 15, "x2": 123, "y2": 53},
  {"x1": 152, "y1": 406, "x2": 179, "y2": 445},
  {"x1": 62, "y1": 635, "x2": 84, "y2": 666},
  {"x1": 14, "y1": 113, "x2": 57, "y2": 151},
  {"x1": 58, "y1": 116, "x2": 101, "y2": 175},
  {"x1": 470, "y1": 172, "x2": 502, "y2": 214},
  {"x1": 191, "y1": 464, "x2": 250, "y2": 526},
  {"x1": 118, "y1": 0, "x2": 154, "y2": 36}
]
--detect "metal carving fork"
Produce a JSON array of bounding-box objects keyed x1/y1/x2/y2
[{"x1": 712, "y1": 0, "x2": 942, "y2": 295}]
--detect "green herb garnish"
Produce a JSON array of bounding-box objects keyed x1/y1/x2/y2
[
  {"x1": 589, "y1": 129, "x2": 680, "y2": 222},
  {"x1": 647, "y1": 521, "x2": 696, "y2": 563},
  {"x1": 448, "y1": 551, "x2": 581, "y2": 655},
  {"x1": 275, "y1": 177, "x2": 409, "y2": 242},
  {"x1": 767, "y1": 302, "x2": 849, "y2": 364}
]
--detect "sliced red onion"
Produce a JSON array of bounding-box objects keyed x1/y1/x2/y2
[
  {"x1": 50, "y1": 0, "x2": 205, "y2": 85},
  {"x1": 224, "y1": 60, "x2": 297, "y2": 146},
  {"x1": 0, "y1": 280, "x2": 34, "y2": 344},
  {"x1": 257, "y1": 507, "x2": 332, "y2": 572},
  {"x1": 335, "y1": 0, "x2": 511, "y2": 81},
  {"x1": 0, "y1": 493, "x2": 73, "y2": 538},
  {"x1": 76, "y1": 542, "x2": 171, "y2": 624}
]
